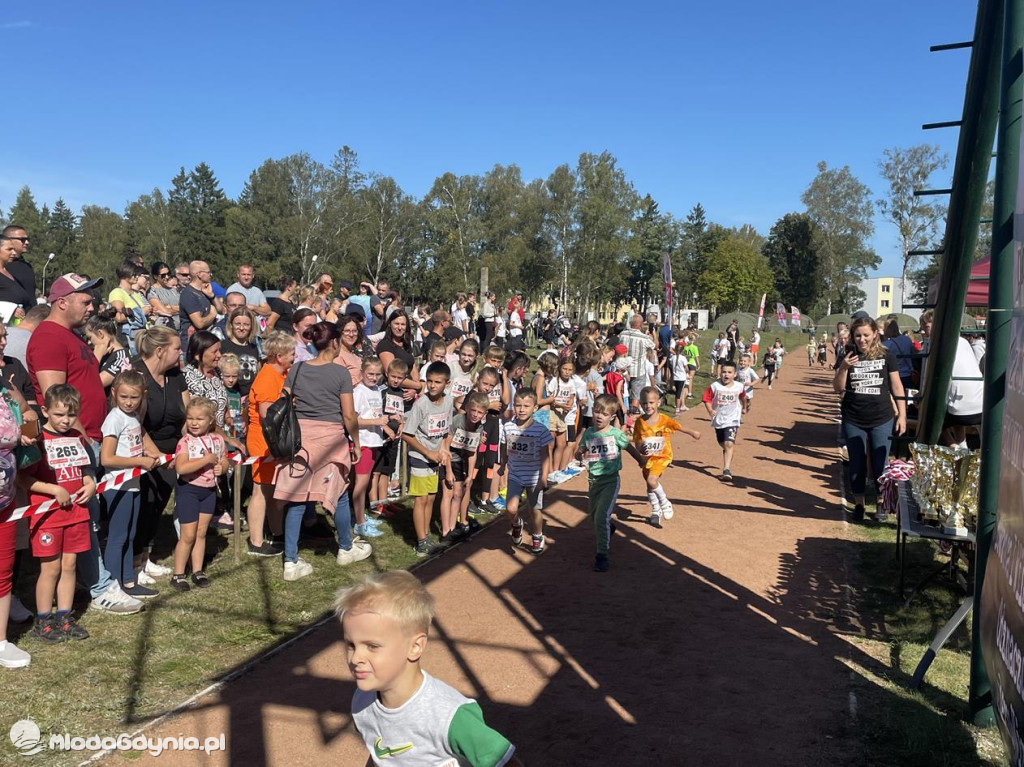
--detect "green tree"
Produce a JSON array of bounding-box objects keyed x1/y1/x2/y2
[
  {"x1": 570, "y1": 152, "x2": 637, "y2": 315},
  {"x1": 762, "y1": 213, "x2": 820, "y2": 310},
  {"x1": 228, "y1": 159, "x2": 301, "y2": 281},
  {"x1": 45, "y1": 199, "x2": 78, "y2": 282},
  {"x1": 544, "y1": 164, "x2": 576, "y2": 307},
  {"x1": 351, "y1": 175, "x2": 415, "y2": 285},
  {"x1": 125, "y1": 189, "x2": 174, "y2": 266},
  {"x1": 623, "y1": 195, "x2": 674, "y2": 310},
  {"x1": 421, "y1": 172, "x2": 484, "y2": 297},
  {"x1": 168, "y1": 163, "x2": 231, "y2": 275},
  {"x1": 76, "y1": 206, "x2": 127, "y2": 283},
  {"x1": 877, "y1": 144, "x2": 949, "y2": 304},
  {"x1": 801, "y1": 161, "x2": 878, "y2": 314},
  {"x1": 698, "y1": 235, "x2": 775, "y2": 313}
]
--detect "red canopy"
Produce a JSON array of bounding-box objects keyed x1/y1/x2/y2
[{"x1": 926, "y1": 254, "x2": 989, "y2": 307}]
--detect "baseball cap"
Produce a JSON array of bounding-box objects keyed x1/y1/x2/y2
[
  {"x1": 614, "y1": 343, "x2": 628, "y2": 356},
  {"x1": 443, "y1": 326, "x2": 465, "y2": 342},
  {"x1": 47, "y1": 273, "x2": 104, "y2": 302}
]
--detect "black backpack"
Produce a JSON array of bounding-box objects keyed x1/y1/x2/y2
[{"x1": 262, "y1": 362, "x2": 305, "y2": 461}]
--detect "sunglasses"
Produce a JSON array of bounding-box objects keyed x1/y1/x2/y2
[
  {"x1": 158, "y1": 272, "x2": 171, "y2": 278},
  {"x1": 6, "y1": 237, "x2": 28, "y2": 243},
  {"x1": 177, "y1": 273, "x2": 190, "y2": 278}
]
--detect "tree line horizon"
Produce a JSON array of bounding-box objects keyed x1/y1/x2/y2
[{"x1": 0, "y1": 144, "x2": 961, "y2": 319}]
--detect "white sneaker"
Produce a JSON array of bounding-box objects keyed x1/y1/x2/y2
[
  {"x1": 337, "y1": 538, "x2": 373, "y2": 566},
  {"x1": 0, "y1": 640, "x2": 30, "y2": 668},
  {"x1": 8, "y1": 595, "x2": 32, "y2": 623},
  {"x1": 144, "y1": 559, "x2": 173, "y2": 577},
  {"x1": 661, "y1": 500, "x2": 675, "y2": 520},
  {"x1": 91, "y1": 582, "x2": 144, "y2": 615},
  {"x1": 547, "y1": 471, "x2": 562, "y2": 485},
  {"x1": 283, "y1": 558, "x2": 313, "y2": 582},
  {"x1": 137, "y1": 570, "x2": 156, "y2": 586}
]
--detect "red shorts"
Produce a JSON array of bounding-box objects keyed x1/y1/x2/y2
[
  {"x1": 354, "y1": 446, "x2": 378, "y2": 476},
  {"x1": 31, "y1": 521, "x2": 91, "y2": 559}
]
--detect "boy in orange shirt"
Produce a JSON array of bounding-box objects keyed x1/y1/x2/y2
[{"x1": 633, "y1": 386, "x2": 700, "y2": 528}]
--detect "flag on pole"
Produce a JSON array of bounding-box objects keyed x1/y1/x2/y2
[
  {"x1": 757, "y1": 293, "x2": 767, "y2": 330},
  {"x1": 775, "y1": 302, "x2": 787, "y2": 329},
  {"x1": 790, "y1": 306, "x2": 802, "y2": 327},
  {"x1": 662, "y1": 251, "x2": 673, "y2": 320}
]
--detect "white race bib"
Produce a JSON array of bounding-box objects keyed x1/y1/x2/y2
[
  {"x1": 451, "y1": 427, "x2": 481, "y2": 452},
  {"x1": 507, "y1": 434, "x2": 538, "y2": 457},
  {"x1": 44, "y1": 437, "x2": 90, "y2": 469},
  {"x1": 450, "y1": 378, "x2": 473, "y2": 398},
  {"x1": 584, "y1": 435, "x2": 618, "y2": 464},
  {"x1": 641, "y1": 436, "x2": 665, "y2": 456},
  {"x1": 427, "y1": 413, "x2": 449, "y2": 438},
  {"x1": 384, "y1": 393, "x2": 404, "y2": 415}
]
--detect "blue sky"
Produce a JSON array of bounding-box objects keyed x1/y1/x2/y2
[{"x1": 1, "y1": 0, "x2": 978, "y2": 277}]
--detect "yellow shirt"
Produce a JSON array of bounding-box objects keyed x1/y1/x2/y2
[{"x1": 632, "y1": 414, "x2": 683, "y2": 472}]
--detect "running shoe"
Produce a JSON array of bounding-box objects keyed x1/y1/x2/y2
[
  {"x1": 337, "y1": 539, "x2": 373, "y2": 565},
  {"x1": 137, "y1": 570, "x2": 157, "y2": 586},
  {"x1": 722, "y1": 468, "x2": 733, "y2": 481},
  {"x1": 283, "y1": 558, "x2": 314, "y2": 581},
  {"x1": 0, "y1": 641, "x2": 30, "y2": 668},
  {"x1": 491, "y1": 496, "x2": 507, "y2": 511},
  {"x1": 593, "y1": 554, "x2": 610, "y2": 572},
  {"x1": 661, "y1": 500, "x2": 675, "y2": 520},
  {"x1": 353, "y1": 522, "x2": 384, "y2": 538},
  {"x1": 31, "y1": 614, "x2": 64, "y2": 644},
  {"x1": 247, "y1": 539, "x2": 282, "y2": 557},
  {"x1": 170, "y1": 574, "x2": 191, "y2": 593},
  {"x1": 529, "y1": 534, "x2": 546, "y2": 555},
  {"x1": 56, "y1": 612, "x2": 89, "y2": 641},
  {"x1": 649, "y1": 513, "x2": 663, "y2": 529},
  {"x1": 123, "y1": 583, "x2": 159, "y2": 600},
  {"x1": 144, "y1": 559, "x2": 173, "y2": 577},
  {"x1": 510, "y1": 519, "x2": 524, "y2": 547},
  {"x1": 191, "y1": 571, "x2": 211, "y2": 589},
  {"x1": 414, "y1": 537, "x2": 444, "y2": 558}
]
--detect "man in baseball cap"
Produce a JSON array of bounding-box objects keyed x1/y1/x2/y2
[{"x1": 47, "y1": 273, "x2": 104, "y2": 303}]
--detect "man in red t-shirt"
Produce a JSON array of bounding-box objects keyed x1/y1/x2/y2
[
  {"x1": 25, "y1": 273, "x2": 142, "y2": 615},
  {"x1": 27, "y1": 274, "x2": 107, "y2": 443}
]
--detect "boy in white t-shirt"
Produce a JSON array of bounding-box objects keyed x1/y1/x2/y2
[
  {"x1": 702, "y1": 360, "x2": 746, "y2": 481},
  {"x1": 668, "y1": 341, "x2": 690, "y2": 413},
  {"x1": 734, "y1": 352, "x2": 760, "y2": 415}
]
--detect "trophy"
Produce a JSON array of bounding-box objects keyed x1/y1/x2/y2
[
  {"x1": 909, "y1": 443, "x2": 937, "y2": 522},
  {"x1": 933, "y1": 446, "x2": 968, "y2": 536},
  {"x1": 954, "y1": 450, "x2": 982, "y2": 533}
]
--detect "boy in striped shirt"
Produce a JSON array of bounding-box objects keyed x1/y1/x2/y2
[{"x1": 504, "y1": 389, "x2": 552, "y2": 555}]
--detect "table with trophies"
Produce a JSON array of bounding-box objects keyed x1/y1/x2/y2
[{"x1": 897, "y1": 443, "x2": 981, "y2": 689}]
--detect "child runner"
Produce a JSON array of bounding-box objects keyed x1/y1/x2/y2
[
  {"x1": 770, "y1": 339, "x2": 785, "y2": 381},
  {"x1": 576, "y1": 394, "x2": 646, "y2": 571},
  {"x1": 504, "y1": 389, "x2": 552, "y2": 555},
  {"x1": 461, "y1": 365, "x2": 502, "y2": 514},
  {"x1": 217, "y1": 353, "x2": 246, "y2": 530},
  {"x1": 448, "y1": 338, "x2": 479, "y2": 402},
  {"x1": 441, "y1": 392, "x2": 488, "y2": 541},
  {"x1": 683, "y1": 336, "x2": 700, "y2": 401},
  {"x1": 702, "y1": 360, "x2": 746, "y2": 481},
  {"x1": 352, "y1": 357, "x2": 390, "y2": 539},
  {"x1": 550, "y1": 357, "x2": 577, "y2": 480},
  {"x1": 817, "y1": 337, "x2": 829, "y2": 368},
  {"x1": 100, "y1": 370, "x2": 162, "y2": 600},
  {"x1": 763, "y1": 345, "x2": 777, "y2": 390},
  {"x1": 495, "y1": 351, "x2": 530, "y2": 507},
  {"x1": 172, "y1": 397, "x2": 229, "y2": 591},
  {"x1": 735, "y1": 352, "x2": 760, "y2": 414},
  {"x1": 374, "y1": 359, "x2": 409, "y2": 514},
  {"x1": 401, "y1": 363, "x2": 453, "y2": 557},
  {"x1": 668, "y1": 341, "x2": 690, "y2": 414},
  {"x1": 23, "y1": 384, "x2": 97, "y2": 642},
  {"x1": 806, "y1": 336, "x2": 817, "y2": 367},
  {"x1": 336, "y1": 570, "x2": 524, "y2": 767},
  {"x1": 603, "y1": 352, "x2": 627, "y2": 426},
  {"x1": 633, "y1": 386, "x2": 701, "y2": 528},
  {"x1": 749, "y1": 329, "x2": 761, "y2": 366}
]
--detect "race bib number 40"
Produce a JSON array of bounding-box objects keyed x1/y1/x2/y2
[{"x1": 427, "y1": 413, "x2": 449, "y2": 438}]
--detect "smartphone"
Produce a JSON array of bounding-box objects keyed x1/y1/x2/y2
[
  {"x1": 845, "y1": 343, "x2": 858, "y2": 356},
  {"x1": 21, "y1": 420, "x2": 39, "y2": 440}
]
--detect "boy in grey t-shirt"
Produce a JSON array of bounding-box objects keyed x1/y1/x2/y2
[{"x1": 401, "y1": 363, "x2": 453, "y2": 557}]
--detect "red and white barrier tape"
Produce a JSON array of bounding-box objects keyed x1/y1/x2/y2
[{"x1": 3, "y1": 449, "x2": 272, "y2": 524}]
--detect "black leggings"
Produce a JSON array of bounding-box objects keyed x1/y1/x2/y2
[
  {"x1": 136, "y1": 465, "x2": 175, "y2": 555},
  {"x1": 764, "y1": 366, "x2": 776, "y2": 386},
  {"x1": 673, "y1": 380, "x2": 686, "y2": 404}
]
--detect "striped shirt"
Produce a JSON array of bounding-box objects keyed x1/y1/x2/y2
[
  {"x1": 618, "y1": 328, "x2": 656, "y2": 379},
  {"x1": 505, "y1": 419, "x2": 553, "y2": 485}
]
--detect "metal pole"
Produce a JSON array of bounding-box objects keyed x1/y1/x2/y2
[
  {"x1": 917, "y1": 0, "x2": 1005, "y2": 445},
  {"x1": 970, "y1": 0, "x2": 1022, "y2": 726},
  {"x1": 233, "y1": 464, "x2": 243, "y2": 565}
]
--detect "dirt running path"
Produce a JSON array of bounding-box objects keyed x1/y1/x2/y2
[{"x1": 111, "y1": 363, "x2": 875, "y2": 766}]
